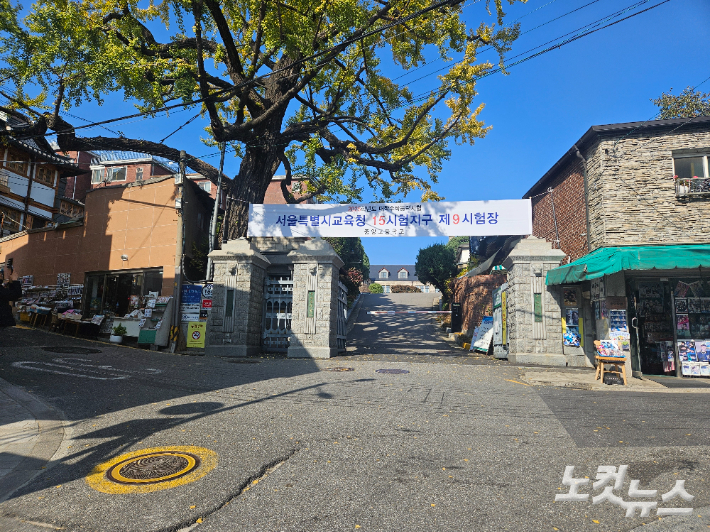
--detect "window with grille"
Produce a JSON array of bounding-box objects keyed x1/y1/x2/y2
[
  {"x1": 6, "y1": 152, "x2": 27, "y2": 175},
  {"x1": 136, "y1": 167, "x2": 144, "y2": 181},
  {"x1": 35, "y1": 165, "x2": 54, "y2": 186}
]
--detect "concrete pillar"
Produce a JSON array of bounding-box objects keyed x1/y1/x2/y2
[
  {"x1": 206, "y1": 238, "x2": 270, "y2": 357},
  {"x1": 287, "y1": 239, "x2": 344, "y2": 359},
  {"x1": 502, "y1": 237, "x2": 573, "y2": 366}
]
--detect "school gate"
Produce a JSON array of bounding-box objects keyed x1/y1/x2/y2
[{"x1": 206, "y1": 200, "x2": 532, "y2": 359}]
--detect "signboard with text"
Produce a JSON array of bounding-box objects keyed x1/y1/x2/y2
[{"x1": 248, "y1": 200, "x2": 532, "y2": 238}]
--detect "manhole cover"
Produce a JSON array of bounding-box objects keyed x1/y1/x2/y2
[
  {"x1": 224, "y1": 359, "x2": 260, "y2": 364},
  {"x1": 322, "y1": 367, "x2": 354, "y2": 372},
  {"x1": 106, "y1": 451, "x2": 201, "y2": 485},
  {"x1": 86, "y1": 446, "x2": 218, "y2": 494},
  {"x1": 42, "y1": 346, "x2": 102, "y2": 354},
  {"x1": 375, "y1": 369, "x2": 410, "y2": 374}
]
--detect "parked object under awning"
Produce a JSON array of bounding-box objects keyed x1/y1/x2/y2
[{"x1": 546, "y1": 244, "x2": 710, "y2": 286}]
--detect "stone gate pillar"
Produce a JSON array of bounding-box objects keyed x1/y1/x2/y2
[
  {"x1": 287, "y1": 239, "x2": 344, "y2": 359},
  {"x1": 502, "y1": 237, "x2": 568, "y2": 366},
  {"x1": 206, "y1": 239, "x2": 270, "y2": 357}
]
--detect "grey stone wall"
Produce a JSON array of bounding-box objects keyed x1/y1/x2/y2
[
  {"x1": 503, "y1": 237, "x2": 590, "y2": 366},
  {"x1": 287, "y1": 239, "x2": 344, "y2": 359},
  {"x1": 585, "y1": 125, "x2": 710, "y2": 249},
  {"x1": 206, "y1": 239, "x2": 269, "y2": 357}
]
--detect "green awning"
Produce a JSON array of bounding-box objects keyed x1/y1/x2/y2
[{"x1": 546, "y1": 245, "x2": 710, "y2": 286}]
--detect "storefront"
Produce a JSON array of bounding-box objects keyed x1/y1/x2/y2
[
  {"x1": 84, "y1": 268, "x2": 164, "y2": 319},
  {"x1": 547, "y1": 245, "x2": 710, "y2": 379}
]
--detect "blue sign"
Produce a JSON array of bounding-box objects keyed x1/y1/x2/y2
[{"x1": 181, "y1": 284, "x2": 203, "y2": 304}]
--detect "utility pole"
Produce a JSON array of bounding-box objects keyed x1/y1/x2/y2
[
  {"x1": 170, "y1": 150, "x2": 186, "y2": 353},
  {"x1": 206, "y1": 142, "x2": 226, "y2": 281}
]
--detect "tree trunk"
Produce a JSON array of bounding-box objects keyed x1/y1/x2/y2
[{"x1": 225, "y1": 140, "x2": 282, "y2": 239}]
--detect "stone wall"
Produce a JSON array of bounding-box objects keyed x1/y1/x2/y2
[
  {"x1": 206, "y1": 239, "x2": 269, "y2": 357},
  {"x1": 591, "y1": 124, "x2": 710, "y2": 247},
  {"x1": 450, "y1": 274, "x2": 507, "y2": 335}
]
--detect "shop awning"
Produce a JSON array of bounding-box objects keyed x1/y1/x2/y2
[{"x1": 546, "y1": 245, "x2": 710, "y2": 286}]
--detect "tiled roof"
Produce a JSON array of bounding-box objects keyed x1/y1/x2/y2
[{"x1": 91, "y1": 151, "x2": 179, "y2": 172}]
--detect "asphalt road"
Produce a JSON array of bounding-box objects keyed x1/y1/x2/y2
[{"x1": 0, "y1": 304, "x2": 708, "y2": 531}]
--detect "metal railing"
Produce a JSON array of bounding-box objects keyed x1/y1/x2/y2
[{"x1": 675, "y1": 177, "x2": 710, "y2": 199}]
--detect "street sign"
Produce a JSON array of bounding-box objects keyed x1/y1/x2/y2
[
  {"x1": 202, "y1": 284, "x2": 213, "y2": 299},
  {"x1": 186, "y1": 322, "x2": 206, "y2": 348}
]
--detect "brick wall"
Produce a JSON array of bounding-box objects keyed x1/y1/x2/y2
[
  {"x1": 531, "y1": 158, "x2": 589, "y2": 261},
  {"x1": 451, "y1": 274, "x2": 507, "y2": 334},
  {"x1": 263, "y1": 180, "x2": 313, "y2": 204}
]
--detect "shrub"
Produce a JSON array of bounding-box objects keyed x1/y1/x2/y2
[
  {"x1": 369, "y1": 283, "x2": 384, "y2": 293},
  {"x1": 391, "y1": 285, "x2": 422, "y2": 293},
  {"x1": 112, "y1": 324, "x2": 127, "y2": 336}
]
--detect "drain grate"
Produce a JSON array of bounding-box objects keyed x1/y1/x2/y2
[
  {"x1": 223, "y1": 359, "x2": 261, "y2": 364},
  {"x1": 322, "y1": 367, "x2": 354, "y2": 372},
  {"x1": 42, "y1": 346, "x2": 102, "y2": 354},
  {"x1": 375, "y1": 369, "x2": 410, "y2": 374}
]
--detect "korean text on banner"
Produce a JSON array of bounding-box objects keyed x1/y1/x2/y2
[{"x1": 247, "y1": 200, "x2": 532, "y2": 238}]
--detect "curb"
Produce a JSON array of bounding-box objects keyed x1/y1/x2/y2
[{"x1": 0, "y1": 378, "x2": 66, "y2": 503}]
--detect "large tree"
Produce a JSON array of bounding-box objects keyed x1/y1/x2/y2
[
  {"x1": 0, "y1": 0, "x2": 521, "y2": 238},
  {"x1": 415, "y1": 242, "x2": 457, "y2": 295}
]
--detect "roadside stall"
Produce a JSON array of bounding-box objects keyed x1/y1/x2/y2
[{"x1": 546, "y1": 244, "x2": 710, "y2": 380}]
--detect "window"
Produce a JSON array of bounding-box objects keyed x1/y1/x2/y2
[
  {"x1": 6, "y1": 152, "x2": 28, "y2": 175},
  {"x1": 398, "y1": 270, "x2": 408, "y2": 279},
  {"x1": 91, "y1": 168, "x2": 104, "y2": 183},
  {"x1": 60, "y1": 201, "x2": 83, "y2": 218},
  {"x1": 0, "y1": 174, "x2": 8, "y2": 189},
  {"x1": 0, "y1": 206, "x2": 21, "y2": 233},
  {"x1": 199, "y1": 181, "x2": 212, "y2": 192},
  {"x1": 136, "y1": 167, "x2": 144, "y2": 181},
  {"x1": 107, "y1": 167, "x2": 127, "y2": 182},
  {"x1": 379, "y1": 270, "x2": 389, "y2": 279},
  {"x1": 383, "y1": 285, "x2": 391, "y2": 293},
  {"x1": 674, "y1": 156, "x2": 708, "y2": 179},
  {"x1": 35, "y1": 165, "x2": 54, "y2": 186}
]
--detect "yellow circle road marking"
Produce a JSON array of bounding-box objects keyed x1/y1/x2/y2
[{"x1": 86, "y1": 446, "x2": 217, "y2": 494}]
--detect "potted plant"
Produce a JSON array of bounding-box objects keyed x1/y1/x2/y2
[{"x1": 110, "y1": 324, "x2": 127, "y2": 344}]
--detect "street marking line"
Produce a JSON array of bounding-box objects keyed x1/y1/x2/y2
[
  {"x1": 11, "y1": 358, "x2": 162, "y2": 380},
  {"x1": 505, "y1": 379, "x2": 530, "y2": 386},
  {"x1": 86, "y1": 446, "x2": 217, "y2": 494}
]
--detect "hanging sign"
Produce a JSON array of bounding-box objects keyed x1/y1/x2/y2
[{"x1": 248, "y1": 200, "x2": 532, "y2": 238}]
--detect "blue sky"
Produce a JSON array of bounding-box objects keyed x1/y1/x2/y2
[{"x1": 9, "y1": 0, "x2": 709, "y2": 264}]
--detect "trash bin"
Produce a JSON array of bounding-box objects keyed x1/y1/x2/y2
[{"x1": 451, "y1": 302, "x2": 462, "y2": 333}]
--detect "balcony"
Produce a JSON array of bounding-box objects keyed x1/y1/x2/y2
[{"x1": 675, "y1": 176, "x2": 710, "y2": 200}]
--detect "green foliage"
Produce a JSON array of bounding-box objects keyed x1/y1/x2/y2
[
  {"x1": 112, "y1": 323, "x2": 127, "y2": 336},
  {"x1": 323, "y1": 237, "x2": 369, "y2": 280},
  {"x1": 445, "y1": 236, "x2": 469, "y2": 252},
  {"x1": 368, "y1": 282, "x2": 384, "y2": 294},
  {"x1": 391, "y1": 285, "x2": 421, "y2": 293},
  {"x1": 652, "y1": 87, "x2": 710, "y2": 119},
  {"x1": 415, "y1": 243, "x2": 457, "y2": 297},
  {"x1": 0, "y1": 0, "x2": 524, "y2": 217}
]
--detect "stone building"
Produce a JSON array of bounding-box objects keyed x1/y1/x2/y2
[{"x1": 500, "y1": 117, "x2": 710, "y2": 374}]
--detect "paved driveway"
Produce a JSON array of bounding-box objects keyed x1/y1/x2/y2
[{"x1": 346, "y1": 293, "x2": 453, "y2": 355}]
